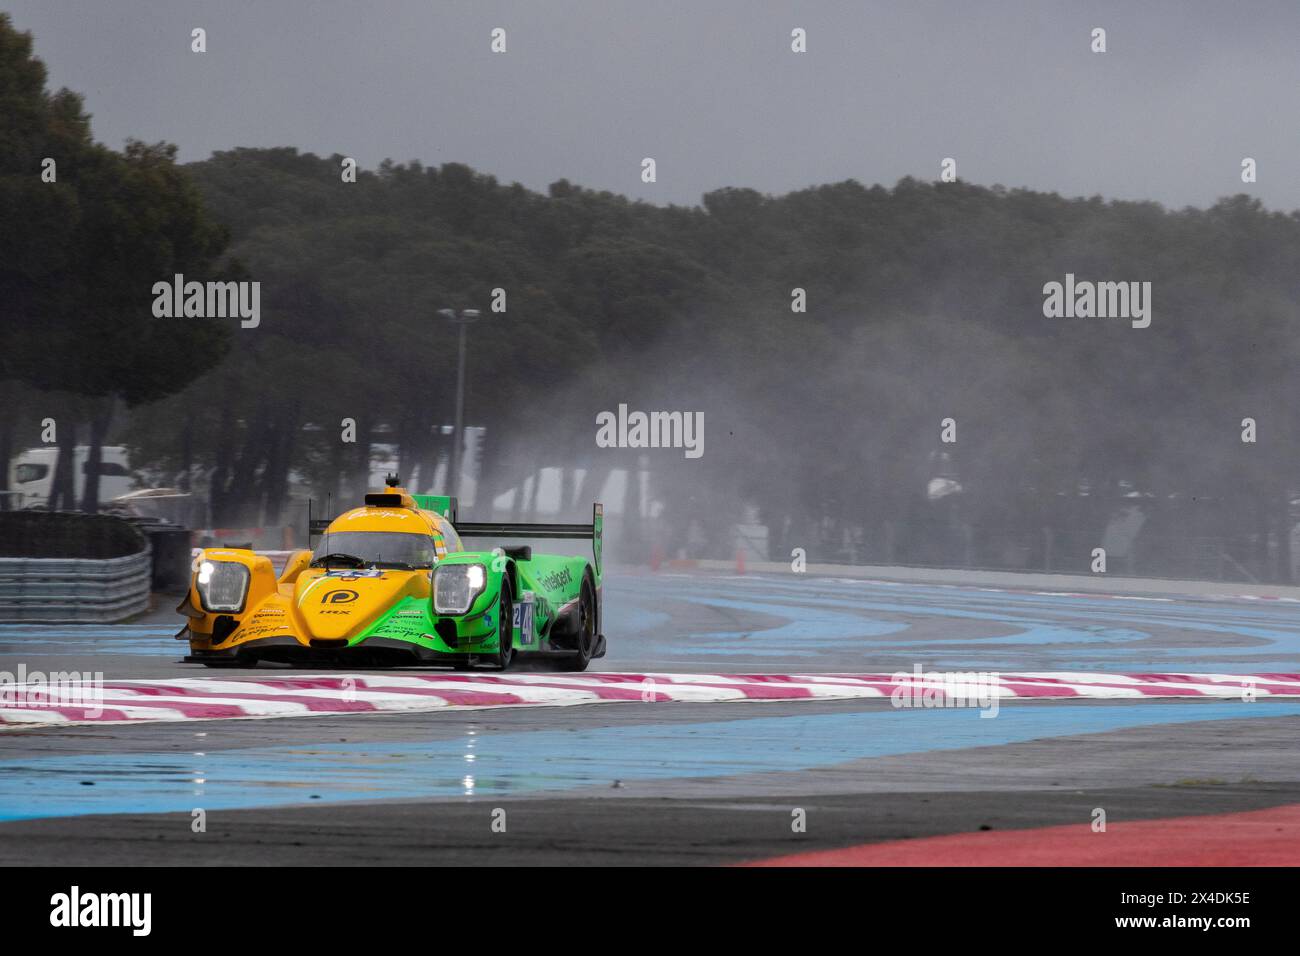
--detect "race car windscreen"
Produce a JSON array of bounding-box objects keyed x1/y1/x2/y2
[{"x1": 311, "y1": 531, "x2": 437, "y2": 569}]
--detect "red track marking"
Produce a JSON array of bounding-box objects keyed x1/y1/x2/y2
[{"x1": 743, "y1": 803, "x2": 1300, "y2": 867}]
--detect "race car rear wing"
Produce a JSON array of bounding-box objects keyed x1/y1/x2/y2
[
  {"x1": 456, "y1": 502, "x2": 604, "y2": 574},
  {"x1": 308, "y1": 498, "x2": 603, "y2": 573}
]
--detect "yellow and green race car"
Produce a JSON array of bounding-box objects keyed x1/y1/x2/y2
[{"x1": 177, "y1": 478, "x2": 604, "y2": 671}]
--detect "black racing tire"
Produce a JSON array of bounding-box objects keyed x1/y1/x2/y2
[
  {"x1": 557, "y1": 576, "x2": 596, "y2": 672},
  {"x1": 493, "y1": 578, "x2": 515, "y2": 671}
]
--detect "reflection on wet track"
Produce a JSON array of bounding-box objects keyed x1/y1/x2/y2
[
  {"x1": 3, "y1": 700, "x2": 1299, "y2": 821},
  {"x1": 2, "y1": 570, "x2": 1299, "y2": 828}
]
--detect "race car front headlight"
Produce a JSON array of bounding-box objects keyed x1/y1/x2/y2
[
  {"x1": 433, "y1": 563, "x2": 486, "y2": 615},
  {"x1": 196, "y1": 561, "x2": 251, "y2": 613}
]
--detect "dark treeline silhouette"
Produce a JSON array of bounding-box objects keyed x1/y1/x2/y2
[
  {"x1": 3, "y1": 14, "x2": 1299, "y2": 581},
  {"x1": 0, "y1": 14, "x2": 230, "y2": 515},
  {"x1": 134, "y1": 150, "x2": 1300, "y2": 582}
]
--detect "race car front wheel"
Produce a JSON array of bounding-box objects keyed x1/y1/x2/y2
[{"x1": 493, "y1": 580, "x2": 515, "y2": 671}]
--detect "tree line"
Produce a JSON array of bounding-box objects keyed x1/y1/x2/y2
[{"x1": 4, "y1": 13, "x2": 1300, "y2": 580}]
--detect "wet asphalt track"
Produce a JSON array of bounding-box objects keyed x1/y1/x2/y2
[{"x1": 2, "y1": 568, "x2": 1299, "y2": 865}]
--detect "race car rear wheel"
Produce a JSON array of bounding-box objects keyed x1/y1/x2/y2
[
  {"x1": 557, "y1": 576, "x2": 596, "y2": 672},
  {"x1": 493, "y1": 579, "x2": 515, "y2": 671}
]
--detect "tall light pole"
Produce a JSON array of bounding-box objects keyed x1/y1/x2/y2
[{"x1": 438, "y1": 308, "x2": 481, "y2": 499}]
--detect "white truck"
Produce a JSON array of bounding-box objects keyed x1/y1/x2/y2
[{"x1": 5, "y1": 445, "x2": 134, "y2": 509}]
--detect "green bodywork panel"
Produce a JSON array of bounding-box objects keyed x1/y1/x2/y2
[
  {"x1": 410, "y1": 494, "x2": 456, "y2": 518},
  {"x1": 355, "y1": 550, "x2": 596, "y2": 655}
]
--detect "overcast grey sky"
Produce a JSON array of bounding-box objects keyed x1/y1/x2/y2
[{"x1": 7, "y1": 0, "x2": 1300, "y2": 210}]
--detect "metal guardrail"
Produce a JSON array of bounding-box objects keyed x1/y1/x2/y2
[{"x1": 0, "y1": 549, "x2": 152, "y2": 622}]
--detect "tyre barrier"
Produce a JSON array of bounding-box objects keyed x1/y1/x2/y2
[{"x1": 0, "y1": 550, "x2": 153, "y2": 623}]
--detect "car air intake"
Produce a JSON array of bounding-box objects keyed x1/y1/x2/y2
[{"x1": 434, "y1": 620, "x2": 459, "y2": 647}]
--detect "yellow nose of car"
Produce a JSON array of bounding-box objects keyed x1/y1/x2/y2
[{"x1": 293, "y1": 569, "x2": 430, "y2": 641}]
